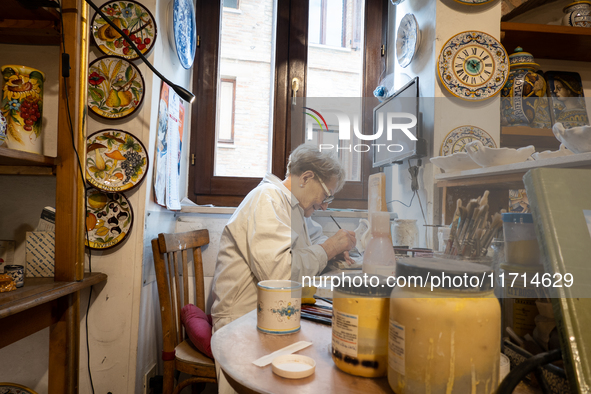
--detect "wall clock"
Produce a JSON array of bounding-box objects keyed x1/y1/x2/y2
[
  {"x1": 437, "y1": 31, "x2": 508, "y2": 101},
  {"x1": 396, "y1": 14, "x2": 420, "y2": 68}
]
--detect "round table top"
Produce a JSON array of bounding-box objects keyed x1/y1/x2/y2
[{"x1": 211, "y1": 309, "x2": 393, "y2": 394}]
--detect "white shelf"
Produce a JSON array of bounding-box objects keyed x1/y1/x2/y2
[{"x1": 434, "y1": 152, "x2": 591, "y2": 187}]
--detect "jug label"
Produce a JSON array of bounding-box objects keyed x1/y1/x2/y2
[
  {"x1": 388, "y1": 320, "x2": 405, "y2": 375},
  {"x1": 332, "y1": 310, "x2": 358, "y2": 357}
]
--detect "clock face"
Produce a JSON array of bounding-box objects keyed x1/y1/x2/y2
[{"x1": 438, "y1": 31, "x2": 509, "y2": 101}]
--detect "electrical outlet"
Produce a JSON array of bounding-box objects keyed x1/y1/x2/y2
[{"x1": 144, "y1": 363, "x2": 158, "y2": 394}]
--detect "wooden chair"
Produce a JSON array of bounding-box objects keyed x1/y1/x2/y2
[{"x1": 152, "y1": 229, "x2": 217, "y2": 394}]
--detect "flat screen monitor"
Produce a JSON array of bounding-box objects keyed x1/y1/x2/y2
[{"x1": 372, "y1": 77, "x2": 423, "y2": 168}]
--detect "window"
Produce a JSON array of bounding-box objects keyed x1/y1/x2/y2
[
  {"x1": 223, "y1": 0, "x2": 239, "y2": 10},
  {"x1": 189, "y1": 0, "x2": 385, "y2": 207},
  {"x1": 217, "y1": 78, "x2": 236, "y2": 144}
]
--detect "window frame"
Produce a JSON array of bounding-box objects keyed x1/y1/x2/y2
[{"x1": 189, "y1": 0, "x2": 386, "y2": 208}]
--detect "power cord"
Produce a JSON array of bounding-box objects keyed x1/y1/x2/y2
[{"x1": 58, "y1": 5, "x2": 95, "y2": 394}]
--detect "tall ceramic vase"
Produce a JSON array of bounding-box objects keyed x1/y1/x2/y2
[{"x1": 1, "y1": 65, "x2": 45, "y2": 154}]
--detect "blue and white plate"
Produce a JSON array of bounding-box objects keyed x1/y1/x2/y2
[
  {"x1": 168, "y1": 0, "x2": 197, "y2": 69},
  {"x1": 396, "y1": 14, "x2": 420, "y2": 68},
  {"x1": 0, "y1": 112, "x2": 6, "y2": 146}
]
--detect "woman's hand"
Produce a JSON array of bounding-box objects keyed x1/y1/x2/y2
[{"x1": 320, "y1": 229, "x2": 356, "y2": 261}]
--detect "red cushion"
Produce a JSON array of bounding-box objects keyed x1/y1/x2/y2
[{"x1": 180, "y1": 304, "x2": 213, "y2": 359}]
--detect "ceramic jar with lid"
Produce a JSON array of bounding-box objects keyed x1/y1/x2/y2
[
  {"x1": 388, "y1": 257, "x2": 501, "y2": 394},
  {"x1": 500, "y1": 47, "x2": 551, "y2": 128},
  {"x1": 562, "y1": 1, "x2": 591, "y2": 27},
  {"x1": 332, "y1": 273, "x2": 391, "y2": 378}
]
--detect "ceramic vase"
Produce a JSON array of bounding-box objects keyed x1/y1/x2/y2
[
  {"x1": 562, "y1": 1, "x2": 591, "y2": 27},
  {"x1": 501, "y1": 47, "x2": 551, "y2": 128},
  {"x1": 1, "y1": 65, "x2": 45, "y2": 154}
]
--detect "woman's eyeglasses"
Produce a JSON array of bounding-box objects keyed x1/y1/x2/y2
[{"x1": 316, "y1": 176, "x2": 334, "y2": 204}]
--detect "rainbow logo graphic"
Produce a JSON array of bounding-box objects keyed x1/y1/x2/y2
[{"x1": 303, "y1": 107, "x2": 329, "y2": 132}]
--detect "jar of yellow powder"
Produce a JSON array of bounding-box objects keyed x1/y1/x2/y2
[
  {"x1": 388, "y1": 258, "x2": 501, "y2": 394},
  {"x1": 332, "y1": 273, "x2": 391, "y2": 378}
]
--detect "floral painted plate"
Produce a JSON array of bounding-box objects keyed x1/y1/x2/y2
[
  {"x1": 168, "y1": 0, "x2": 197, "y2": 69},
  {"x1": 0, "y1": 383, "x2": 39, "y2": 394},
  {"x1": 85, "y1": 188, "x2": 133, "y2": 250},
  {"x1": 88, "y1": 55, "x2": 145, "y2": 120},
  {"x1": 396, "y1": 14, "x2": 420, "y2": 68},
  {"x1": 437, "y1": 31, "x2": 508, "y2": 101},
  {"x1": 91, "y1": 0, "x2": 157, "y2": 60},
  {"x1": 86, "y1": 129, "x2": 149, "y2": 192},
  {"x1": 440, "y1": 125, "x2": 496, "y2": 156},
  {"x1": 0, "y1": 112, "x2": 6, "y2": 146}
]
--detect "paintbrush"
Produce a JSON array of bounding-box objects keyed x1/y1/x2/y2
[
  {"x1": 462, "y1": 204, "x2": 488, "y2": 256},
  {"x1": 456, "y1": 199, "x2": 479, "y2": 254},
  {"x1": 301, "y1": 312, "x2": 332, "y2": 326},
  {"x1": 445, "y1": 199, "x2": 463, "y2": 255},
  {"x1": 330, "y1": 215, "x2": 342, "y2": 229},
  {"x1": 479, "y1": 213, "x2": 503, "y2": 256}
]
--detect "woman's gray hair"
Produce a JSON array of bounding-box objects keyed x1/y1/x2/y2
[{"x1": 286, "y1": 144, "x2": 346, "y2": 192}]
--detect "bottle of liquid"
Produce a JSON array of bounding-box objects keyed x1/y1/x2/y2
[{"x1": 362, "y1": 211, "x2": 397, "y2": 276}]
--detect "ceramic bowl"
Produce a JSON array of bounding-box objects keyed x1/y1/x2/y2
[
  {"x1": 465, "y1": 140, "x2": 535, "y2": 167},
  {"x1": 257, "y1": 280, "x2": 302, "y2": 334},
  {"x1": 552, "y1": 123, "x2": 591, "y2": 154},
  {"x1": 430, "y1": 152, "x2": 481, "y2": 173},
  {"x1": 532, "y1": 144, "x2": 574, "y2": 160}
]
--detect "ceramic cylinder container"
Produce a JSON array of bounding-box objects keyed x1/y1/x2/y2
[
  {"x1": 562, "y1": 1, "x2": 591, "y2": 27},
  {"x1": 256, "y1": 280, "x2": 302, "y2": 334},
  {"x1": 4, "y1": 264, "x2": 24, "y2": 288},
  {"x1": 1, "y1": 65, "x2": 45, "y2": 154}
]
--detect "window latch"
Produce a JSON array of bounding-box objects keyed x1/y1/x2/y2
[
  {"x1": 191, "y1": 154, "x2": 195, "y2": 166},
  {"x1": 291, "y1": 77, "x2": 300, "y2": 106}
]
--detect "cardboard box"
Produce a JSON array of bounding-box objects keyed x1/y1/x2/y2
[{"x1": 26, "y1": 231, "x2": 55, "y2": 277}]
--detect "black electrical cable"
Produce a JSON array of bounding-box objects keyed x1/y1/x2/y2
[
  {"x1": 58, "y1": 5, "x2": 95, "y2": 394},
  {"x1": 387, "y1": 190, "x2": 416, "y2": 208}
]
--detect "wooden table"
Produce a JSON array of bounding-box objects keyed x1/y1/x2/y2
[{"x1": 211, "y1": 310, "x2": 393, "y2": 394}]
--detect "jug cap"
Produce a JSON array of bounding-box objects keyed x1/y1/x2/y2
[{"x1": 502, "y1": 212, "x2": 533, "y2": 224}]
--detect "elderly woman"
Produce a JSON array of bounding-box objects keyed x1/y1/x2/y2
[{"x1": 211, "y1": 144, "x2": 356, "y2": 332}]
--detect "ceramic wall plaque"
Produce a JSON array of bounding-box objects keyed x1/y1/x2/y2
[
  {"x1": 440, "y1": 125, "x2": 496, "y2": 156},
  {"x1": 86, "y1": 129, "x2": 149, "y2": 192},
  {"x1": 562, "y1": 1, "x2": 591, "y2": 27},
  {"x1": 85, "y1": 188, "x2": 133, "y2": 250},
  {"x1": 545, "y1": 71, "x2": 589, "y2": 128},
  {"x1": 1, "y1": 65, "x2": 45, "y2": 154},
  {"x1": 0, "y1": 383, "x2": 39, "y2": 394},
  {"x1": 168, "y1": 0, "x2": 197, "y2": 69},
  {"x1": 91, "y1": 0, "x2": 157, "y2": 60},
  {"x1": 501, "y1": 47, "x2": 551, "y2": 128},
  {"x1": 437, "y1": 31, "x2": 508, "y2": 101},
  {"x1": 88, "y1": 55, "x2": 145, "y2": 120}
]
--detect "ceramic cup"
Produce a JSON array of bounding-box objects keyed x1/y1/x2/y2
[
  {"x1": 4, "y1": 264, "x2": 24, "y2": 288},
  {"x1": 256, "y1": 280, "x2": 302, "y2": 334}
]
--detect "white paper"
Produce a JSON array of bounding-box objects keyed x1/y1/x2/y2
[
  {"x1": 252, "y1": 341, "x2": 313, "y2": 367},
  {"x1": 166, "y1": 89, "x2": 181, "y2": 211}
]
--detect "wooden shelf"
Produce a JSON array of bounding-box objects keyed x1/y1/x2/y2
[
  {"x1": 435, "y1": 151, "x2": 591, "y2": 187},
  {"x1": 0, "y1": 272, "x2": 107, "y2": 319},
  {"x1": 501, "y1": 126, "x2": 560, "y2": 150},
  {"x1": 0, "y1": 0, "x2": 61, "y2": 46},
  {"x1": 501, "y1": 22, "x2": 591, "y2": 62},
  {"x1": 0, "y1": 146, "x2": 57, "y2": 167}
]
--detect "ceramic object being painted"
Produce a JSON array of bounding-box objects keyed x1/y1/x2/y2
[
  {"x1": 531, "y1": 144, "x2": 574, "y2": 160},
  {"x1": 545, "y1": 71, "x2": 589, "y2": 128},
  {"x1": 1, "y1": 65, "x2": 45, "y2": 154},
  {"x1": 465, "y1": 140, "x2": 535, "y2": 167},
  {"x1": 430, "y1": 152, "x2": 481, "y2": 173},
  {"x1": 552, "y1": 123, "x2": 591, "y2": 153},
  {"x1": 562, "y1": 1, "x2": 591, "y2": 27},
  {"x1": 501, "y1": 47, "x2": 551, "y2": 128}
]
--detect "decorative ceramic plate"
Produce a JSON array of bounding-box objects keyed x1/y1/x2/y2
[
  {"x1": 91, "y1": 0, "x2": 157, "y2": 60},
  {"x1": 453, "y1": 0, "x2": 495, "y2": 5},
  {"x1": 0, "y1": 383, "x2": 39, "y2": 394},
  {"x1": 437, "y1": 31, "x2": 509, "y2": 101},
  {"x1": 440, "y1": 125, "x2": 496, "y2": 156},
  {"x1": 168, "y1": 0, "x2": 197, "y2": 69},
  {"x1": 0, "y1": 112, "x2": 6, "y2": 145},
  {"x1": 396, "y1": 14, "x2": 420, "y2": 68},
  {"x1": 85, "y1": 188, "x2": 133, "y2": 250},
  {"x1": 86, "y1": 129, "x2": 149, "y2": 192},
  {"x1": 88, "y1": 55, "x2": 145, "y2": 120}
]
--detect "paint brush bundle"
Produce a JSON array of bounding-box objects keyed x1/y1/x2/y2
[{"x1": 444, "y1": 190, "x2": 504, "y2": 258}]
